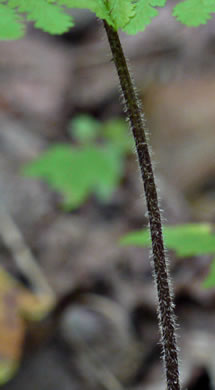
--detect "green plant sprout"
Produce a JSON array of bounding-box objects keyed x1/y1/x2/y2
[
  {"x1": 24, "y1": 115, "x2": 132, "y2": 209},
  {"x1": 120, "y1": 223, "x2": 215, "y2": 288},
  {"x1": 69, "y1": 114, "x2": 133, "y2": 153},
  {"x1": 1, "y1": 1, "x2": 214, "y2": 389}
]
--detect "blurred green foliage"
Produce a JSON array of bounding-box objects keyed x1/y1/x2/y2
[
  {"x1": 120, "y1": 223, "x2": 215, "y2": 288},
  {"x1": 23, "y1": 115, "x2": 133, "y2": 209}
]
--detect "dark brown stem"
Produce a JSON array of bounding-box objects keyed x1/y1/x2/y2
[{"x1": 103, "y1": 21, "x2": 180, "y2": 390}]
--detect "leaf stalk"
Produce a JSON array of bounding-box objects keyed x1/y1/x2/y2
[{"x1": 103, "y1": 21, "x2": 180, "y2": 390}]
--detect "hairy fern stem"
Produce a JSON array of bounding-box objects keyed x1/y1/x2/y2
[{"x1": 104, "y1": 21, "x2": 180, "y2": 390}]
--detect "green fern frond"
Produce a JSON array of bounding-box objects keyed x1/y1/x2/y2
[
  {"x1": 57, "y1": 0, "x2": 135, "y2": 29},
  {"x1": 172, "y1": 0, "x2": 215, "y2": 27},
  {"x1": 0, "y1": 0, "x2": 212, "y2": 40}
]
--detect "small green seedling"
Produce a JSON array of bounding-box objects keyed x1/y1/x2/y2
[{"x1": 24, "y1": 115, "x2": 132, "y2": 209}]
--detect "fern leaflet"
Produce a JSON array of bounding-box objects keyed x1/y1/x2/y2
[{"x1": 173, "y1": 0, "x2": 215, "y2": 27}]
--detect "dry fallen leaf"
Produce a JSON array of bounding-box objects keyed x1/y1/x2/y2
[{"x1": 0, "y1": 266, "x2": 54, "y2": 384}]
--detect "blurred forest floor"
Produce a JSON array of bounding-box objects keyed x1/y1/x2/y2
[{"x1": 1, "y1": 2, "x2": 215, "y2": 390}]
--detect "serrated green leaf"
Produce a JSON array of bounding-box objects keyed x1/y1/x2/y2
[
  {"x1": 8, "y1": 0, "x2": 73, "y2": 34},
  {"x1": 123, "y1": 0, "x2": 167, "y2": 34},
  {"x1": 172, "y1": 0, "x2": 215, "y2": 27},
  {"x1": 57, "y1": 0, "x2": 112, "y2": 25},
  {"x1": 57, "y1": 0, "x2": 135, "y2": 29},
  {"x1": 108, "y1": 0, "x2": 135, "y2": 29},
  {"x1": 0, "y1": 4, "x2": 24, "y2": 39},
  {"x1": 23, "y1": 144, "x2": 123, "y2": 209}
]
